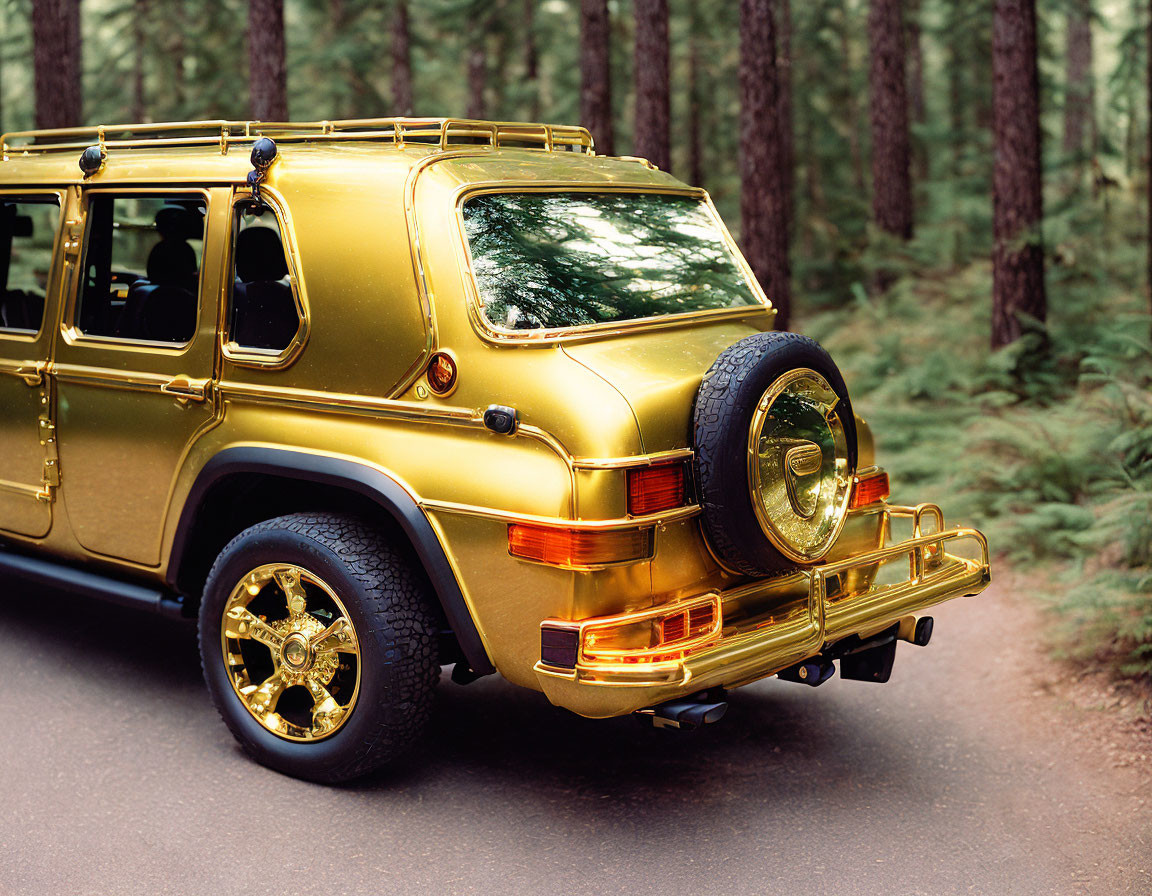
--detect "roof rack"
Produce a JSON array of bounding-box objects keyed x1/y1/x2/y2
[{"x1": 0, "y1": 117, "x2": 596, "y2": 160}]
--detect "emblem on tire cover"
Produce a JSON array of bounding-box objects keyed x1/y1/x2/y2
[{"x1": 784, "y1": 441, "x2": 823, "y2": 519}]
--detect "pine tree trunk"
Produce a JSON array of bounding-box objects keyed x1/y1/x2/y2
[
  {"x1": 132, "y1": 0, "x2": 148, "y2": 122},
  {"x1": 524, "y1": 0, "x2": 540, "y2": 120},
  {"x1": 580, "y1": 0, "x2": 614, "y2": 155},
  {"x1": 1062, "y1": 0, "x2": 1094, "y2": 164},
  {"x1": 772, "y1": 0, "x2": 794, "y2": 236},
  {"x1": 248, "y1": 0, "x2": 287, "y2": 121},
  {"x1": 868, "y1": 0, "x2": 914, "y2": 240},
  {"x1": 633, "y1": 0, "x2": 670, "y2": 170},
  {"x1": 992, "y1": 0, "x2": 1047, "y2": 349},
  {"x1": 467, "y1": 47, "x2": 486, "y2": 119},
  {"x1": 392, "y1": 0, "x2": 413, "y2": 116},
  {"x1": 33, "y1": 0, "x2": 82, "y2": 130},
  {"x1": 740, "y1": 0, "x2": 791, "y2": 331},
  {"x1": 1147, "y1": 0, "x2": 1152, "y2": 325}
]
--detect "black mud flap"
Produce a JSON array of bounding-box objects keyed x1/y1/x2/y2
[{"x1": 839, "y1": 637, "x2": 898, "y2": 683}]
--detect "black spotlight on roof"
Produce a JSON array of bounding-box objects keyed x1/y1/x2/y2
[
  {"x1": 246, "y1": 137, "x2": 278, "y2": 207},
  {"x1": 78, "y1": 144, "x2": 105, "y2": 177}
]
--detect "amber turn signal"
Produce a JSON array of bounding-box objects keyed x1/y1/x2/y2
[
  {"x1": 508, "y1": 523, "x2": 652, "y2": 567},
  {"x1": 627, "y1": 462, "x2": 687, "y2": 516},
  {"x1": 849, "y1": 470, "x2": 890, "y2": 509}
]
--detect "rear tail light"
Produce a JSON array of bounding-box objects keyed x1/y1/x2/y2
[
  {"x1": 627, "y1": 462, "x2": 687, "y2": 516},
  {"x1": 539, "y1": 594, "x2": 723, "y2": 670},
  {"x1": 508, "y1": 523, "x2": 652, "y2": 568},
  {"x1": 850, "y1": 470, "x2": 890, "y2": 509}
]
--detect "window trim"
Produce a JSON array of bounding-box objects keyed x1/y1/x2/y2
[
  {"x1": 220, "y1": 186, "x2": 308, "y2": 370},
  {"x1": 451, "y1": 183, "x2": 774, "y2": 346},
  {"x1": 0, "y1": 191, "x2": 64, "y2": 342},
  {"x1": 62, "y1": 187, "x2": 210, "y2": 354}
]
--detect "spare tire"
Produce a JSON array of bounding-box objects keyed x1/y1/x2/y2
[{"x1": 692, "y1": 332, "x2": 858, "y2": 576}]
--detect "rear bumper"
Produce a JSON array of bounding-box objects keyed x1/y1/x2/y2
[{"x1": 533, "y1": 502, "x2": 990, "y2": 718}]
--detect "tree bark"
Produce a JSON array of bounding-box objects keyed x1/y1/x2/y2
[
  {"x1": 524, "y1": 0, "x2": 540, "y2": 120},
  {"x1": 466, "y1": 47, "x2": 486, "y2": 119},
  {"x1": 992, "y1": 0, "x2": 1047, "y2": 349},
  {"x1": 633, "y1": 0, "x2": 670, "y2": 170},
  {"x1": 740, "y1": 0, "x2": 791, "y2": 331},
  {"x1": 580, "y1": 0, "x2": 614, "y2": 155},
  {"x1": 132, "y1": 0, "x2": 148, "y2": 122},
  {"x1": 772, "y1": 0, "x2": 794, "y2": 236},
  {"x1": 868, "y1": 0, "x2": 914, "y2": 240},
  {"x1": 1147, "y1": 0, "x2": 1151, "y2": 325},
  {"x1": 392, "y1": 0, "x2": 413, "y2": 116},
  {"x1": 33, "y1": 0, "x2": 82, "y2": 131},
  {"x1": 1062, "y1": 0, "x2": 1095, "y2": 162},
  {"x1": 248, "y1": 0, "x2": 287, "y2": 121}
]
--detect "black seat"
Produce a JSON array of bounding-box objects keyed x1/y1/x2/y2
[
  {"x1": 232, "y1": 227, "x2": 297, "y2": 350},
  {"x1": 0, "y1": 290, "x2": 43, "y2": 330},
  {"x1": 120, "y1": 238, "x2": 198, "y2": 342}
]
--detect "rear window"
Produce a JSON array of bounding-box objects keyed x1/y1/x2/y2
[{"x1": 460, "y1": 192, "x2": 762, "y2": 332}]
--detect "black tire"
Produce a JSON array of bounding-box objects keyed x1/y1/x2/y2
[
  {"x1": 692, "y1": 332, "x2": 857, "y2": 576},
  {"x1": 198, "y1": 512, "x2": 440, "y2": 783}
]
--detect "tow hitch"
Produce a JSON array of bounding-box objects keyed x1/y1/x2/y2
[
  {"x1": 637, "y1": 689, "x2": 728, "y2": 730},
  {"x1": 777, "y1": 615, "x2": 935, "y2": 687}
]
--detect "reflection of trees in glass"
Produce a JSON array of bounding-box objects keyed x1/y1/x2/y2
[{"x1": 462, "y1": 192, "x2": 759, "y2": 330}]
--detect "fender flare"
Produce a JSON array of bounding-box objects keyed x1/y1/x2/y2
[{"x1": 167, "y1": 446, "x2": 494, "y2": 675}]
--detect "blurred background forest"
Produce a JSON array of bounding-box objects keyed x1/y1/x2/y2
[{"x1": 1, "y1": 0, "x2": 1151, "y2": 687}]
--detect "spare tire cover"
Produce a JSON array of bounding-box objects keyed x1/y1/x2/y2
[{"x1": 692, "y1": 332, "x2": 858, "y2": 576}]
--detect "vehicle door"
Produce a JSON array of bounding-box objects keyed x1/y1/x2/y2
[
  {"x1": 53, "y1": 187, "x2": 228, "y2": 566},
  {"x1": 0, "y1": 191, "x2": 65, "y2": 538}
]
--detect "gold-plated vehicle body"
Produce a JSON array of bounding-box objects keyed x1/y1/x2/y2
[{"x1": 0, "y1": 118, "x2": 990, "y2": 725}]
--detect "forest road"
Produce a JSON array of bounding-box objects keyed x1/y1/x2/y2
[{"x1": 0, "y1": 577, "x2": 1148, "y2": 896}]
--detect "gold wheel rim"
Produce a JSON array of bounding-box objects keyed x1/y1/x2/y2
[
  {"x1": 746, "y1": 368, "x2": 853, "y2": 563},
  {"x1": 221, "y1": 563, "x2": 362, "y2": 742}
]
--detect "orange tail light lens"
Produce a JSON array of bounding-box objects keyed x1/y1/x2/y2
[
  {"x1": 627, "y1": 462, "x2": 687, "y2": 516},
  {"x1": 508, "y1": 523, "x2": 652, "y2": 567},
  {"x1": 539, "y1": 594, "x2": 723, "y2": 670},
  {"x1": 850, "y1": 470, "x2": 890, "y2": 509}
]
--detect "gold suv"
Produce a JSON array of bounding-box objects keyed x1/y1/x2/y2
[{"x1": 0, "y1": 118, "x2": 990, "y2": 781}]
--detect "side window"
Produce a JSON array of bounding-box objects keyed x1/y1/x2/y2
[
  {"x1": 0, "y1": 198, "x2": 60, "y2": 335},
  {"x1": 75, "y1": 194, "x2": 206, "y2": 344},
  {"x1": 228, "y1": 204, "x2": 299, "y2": 353}
]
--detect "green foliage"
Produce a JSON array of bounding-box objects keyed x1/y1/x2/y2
[{"x1": 807, "y1": 190, "x2": 1152, "y2": 679}]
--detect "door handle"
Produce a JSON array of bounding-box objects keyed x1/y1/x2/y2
[
  {"x1": 13, "y1": 362, "x2": 47, "y2": 387},
  {"x1": 160, "y1": 375, "x2": 210, "y2": 402}
]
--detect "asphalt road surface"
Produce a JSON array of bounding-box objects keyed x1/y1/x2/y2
[{"x1": 0, "y1": 578, "x2": 1148, "y2": 896}]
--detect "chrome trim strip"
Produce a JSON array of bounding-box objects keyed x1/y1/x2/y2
[{"x1": 419, "y1": 498, "x2": 701, "y2": 530}]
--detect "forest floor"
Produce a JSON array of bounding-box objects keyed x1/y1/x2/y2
[{"x1": 1, "y1": 574, "x2": 1149, "y2": 895}]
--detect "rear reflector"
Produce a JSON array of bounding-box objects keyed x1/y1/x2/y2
[
  {"x1": 540, "y1": 624, "x2": 580, "y2": 669},
  {"x1": 508, "y1": 524, "x2": 652, "y2": 567},
  {"x1": 627, "y1": 462, "x2": 687, "y2": 516},
  {"x1": 850, "y1": 470, "x2": 890, "y2": 509}
]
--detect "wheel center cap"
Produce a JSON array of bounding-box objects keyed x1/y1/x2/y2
[{"x1": 281, "y1": 633, "x2": 312, "y2": 672}]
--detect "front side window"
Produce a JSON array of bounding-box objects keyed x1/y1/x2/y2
[
  {"x1": 460, "y1": 192, "x2": 762, "y2": 332},
  {"x1": 75, "y1": 194, "x2": 206, "y2": 344},
  {"x1": 0, "y1": 197, "x2": 60, "y2": 334},
  {"x1": 227, "y1": 204, "x2": 299, "y2": 353}
]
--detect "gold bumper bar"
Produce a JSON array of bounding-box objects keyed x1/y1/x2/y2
[{"x1": 534, "y1": 503, "x2": 990, "y2": 718}]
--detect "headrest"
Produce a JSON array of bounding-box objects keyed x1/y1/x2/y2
[
  {"x1": 146, "y1": 239, "x2": 197, "y2": 284},
  {"x1": 154, "y1": 204, "x2": 203, "y2": 241},
  {"x1": 236, "y1": 227, "x2": 288, "y2": 282}
]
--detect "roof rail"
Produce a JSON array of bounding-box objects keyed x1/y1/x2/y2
[{"x1": 0, "y1": 117, "x2": 596, "y2": 160}]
